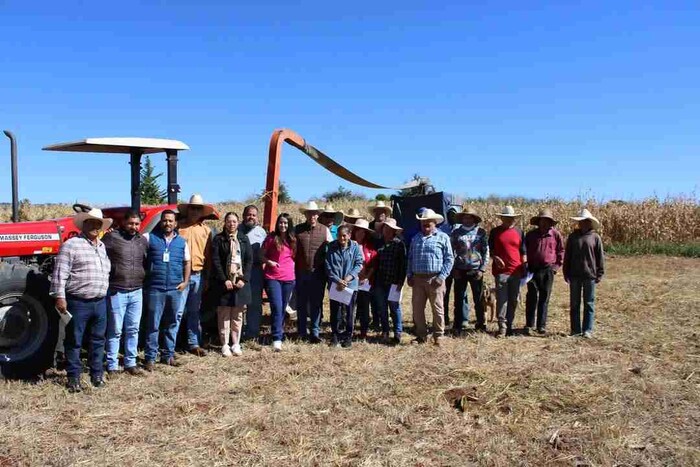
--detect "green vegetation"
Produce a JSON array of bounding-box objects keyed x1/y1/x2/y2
[
  {"x1": 607, "y1": 242, "x2": 700, "y2": 258},
  {"x1": 139, "y1": 156, "x2": 167, "y2": 205}
]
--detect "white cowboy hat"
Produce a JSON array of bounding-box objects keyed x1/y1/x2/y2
[
  {"x1": 352, "y1": 218, "x2": 373, "y2": 232},
  {"x1": 299, "y1": 200, "x2": 322, "y2": 214},
  {"x1": 570, "y1": 208, "x2": 601, "y2": 230},
  {"x1": 177, "y1": 193, "x2": 215, "y2": 218},
  {"x1": 73, "y1": 208, "x2": 113, "y2": 231},
  {"x1": 344, "y1": 208, "x2": 365, "y2": 223},
  {"x1": 416, "y1": 208, "x2": 444, "y2": 223},
  {"x1": 530, "y1": 208, "x2": 559, "y2": 226},
  {"x1": 498, "y1": 205, "x2": 521, "y2": 218},
  {"x1": 381, "y1": 217, "x2": 403, "y2": 233},
  {"x1": 369, "y1": 200, "x2": 392, "y2": 216},
  {"x1": 455, "y1": 206, "x2": 483, "y2": 224}
]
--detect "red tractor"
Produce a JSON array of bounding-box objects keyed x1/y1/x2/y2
[
  {"x1": 0, "y1": 127, "x2": 413, "y2": 377},
  {"x1": 0, "y1": 131, "x2": 195, "y2": 377}
]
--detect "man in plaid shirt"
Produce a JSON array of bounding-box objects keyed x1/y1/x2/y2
[
  {"x1": 407, "y1": 208, "x2": 454, "y2": 345},
  {"x1": 373, "y1": 218, "x2": 407, "y2": 344},
  {"x1": 50, "y1": 208, "x2": 112, "y2": 393}
]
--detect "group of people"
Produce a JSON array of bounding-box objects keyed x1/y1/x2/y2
[{"x1": 50, "y1": 194, "x2": 605, "y2": 393}]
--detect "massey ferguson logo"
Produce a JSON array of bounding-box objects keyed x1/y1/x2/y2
[{"x1": 0, "y1": 233, "x2": 61, "y2": 242}]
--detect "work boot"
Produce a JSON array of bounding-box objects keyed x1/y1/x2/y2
[
  {"x1": 341, "y1": 339, "x2": 352, "y2": 349},
  {"x1": 523, "y1": 327, "x2": 532, "y2": 336},
  {"x1": 496, "y1": 328, "x2": 507, "y2": 339},
  {"x1": 143, "y1": 361, "x2": 156, "y2": 372},
  {"x1": 189, "y1": 347, "x2": 208, "y2": 357},
  {"x1": 161, "y1": 357, "x2": 181, "y2": 367},
  {"x1": 309, "y1": 335, "x2": 322, "y2": 345},
  {"x1": 330, "y1": 336, "x2": 341, "y2": 348},
  {"x1": 125, "y1": 366, "x2": 144, "y2": 376}
]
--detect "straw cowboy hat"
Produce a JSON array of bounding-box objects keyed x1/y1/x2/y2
[
  {"x1": 299, "y1": 201, "x2": 322, "y2": 214},
  {"x1": 369, "y1": 200, "x2": 392, "y2": 216},
  {"x1": 416, "y1": 208, "x2": 444, "y2": 223},
  {"x1": 177, "y1": 193, "x2": 215, "y2": 218},
  {"x1": 352, "y1": 218, "x2": 373, "y2": 232},
  {"x1": 455, "y1": 206, "x2": 482, "y2": 224},
  {"x1": 571, "y1": 208, "x2": 601, "y2": 230},
  {"x1": 321, "y1": 203, "x2": 345, "y2": 224},
  {"x1": 73, "y1": 208, "x2": 113, "y2": 231},
  {"x1": 497, "y1": 205, "x2": 521, "y2": 218},
  {"x1": 381, "y1": 217, "x2": 403, "y2": 233},
  {"x1": 322, "y1": 203, "x2": 342, "y2": 214},
  {"x1": 344, "y1": 208, "x2": 365, "y2": 223},
  {"x1": 530, "y1": 208, "x2": 559, "y2": 226}
]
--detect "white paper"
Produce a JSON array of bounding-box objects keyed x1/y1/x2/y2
[
  {"x1": 56, "y1": 307, "x2": 72, "y2": 325},
  {"x1": 519, "y1": 272, "x2": 534, "y2": 288},
  {"x1": 329, "y1": 284, "x2": 354, "y2": 305},
  {"x1": 358, "y1": 279, "x2": 371, "y2": 292},
  {"x1": 388, "y1": 284, "x2": 403, "y2": 303}
]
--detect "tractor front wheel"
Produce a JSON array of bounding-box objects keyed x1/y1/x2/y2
[{"x1": 0, "y1": 263, "x2": 57, "y2": 378}]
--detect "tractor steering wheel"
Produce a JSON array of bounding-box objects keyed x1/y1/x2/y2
[{"x1": 72, "y1": 203, "x2": 93, "y2": 213}]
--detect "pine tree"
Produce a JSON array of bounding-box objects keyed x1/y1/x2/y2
[{"x1": 140, "y1": 156, "x2": 166, "y2": 205}]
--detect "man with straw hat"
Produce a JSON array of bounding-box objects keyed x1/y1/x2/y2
[
  {"x1": 320, "y1": 203, "x2": 344, "y2": 240},
  {"x1": 407, "y1": 208, "x2": 454, "y2": 345},
  {"x1": 450, "y1": 206, "x2": 489, "y2": 333},
  {"x1": 176, "y1": 194, "x2": 216, "y2": 356},
  {"x1": 294, "y1": 201, "x2": 332, "y2": 343},
  {"x1": 524, "y1": 208, "x2": 564, "y2": 335},
  {"x1": 374, "y1": 218, "x2": 407, "y2": 345},
  {"x1": 368, "y1": 200, "x2": 392, "y2": 232},
  {"x1": 343, "y1": 208, "x2": 364, "y2": 225},
  {"x1": 50, "y1": 208, "x2": 113, "y2": 392},
  {"x1": 488, "y1": 206, "x2": 527, "y2": 338},
  {"x1": 564, "y1": 208, "x2": 605, "y2": 338}
]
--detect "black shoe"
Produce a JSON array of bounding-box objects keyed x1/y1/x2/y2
[
  {"x1": 523, "y1": 327, "x2": 532, "y2": 336},
  {"x1": 341, "y1": 339, "x2": 352, "y2": 349},
  {"x1": 391, "y1": 335, "x2": 401, "y2": 346},
  {"x1": 309, "y1": 335, "x2": 323, "y2": 344},
  {"x1": 537, "y1": 327, "x2": 546, "y2": 335},
  {"x1": 330, "y1": 336, "x2": 340, "y2": 348},
  {"x1": 66, "y1": 377, "x2": 82, "y2": 393},
  {"x1": 91, "y1": 376, "x2": 106, "y2": 388}
]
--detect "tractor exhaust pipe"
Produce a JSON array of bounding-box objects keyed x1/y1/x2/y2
[{"x1": 3, "y1": 130, "x2": 19, "y2": 223}]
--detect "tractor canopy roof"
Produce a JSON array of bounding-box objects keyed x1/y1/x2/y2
[{"x1": 42, "y1": 137, "x2": 189, "y2": 154}]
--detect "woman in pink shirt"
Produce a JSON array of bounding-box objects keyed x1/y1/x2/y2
[
  {"x1": 262, "y1": 213, "x2": 296, "y2": 351},
  {"x1": 351, "y1": 219, "x2": 378, "y2": 340}
]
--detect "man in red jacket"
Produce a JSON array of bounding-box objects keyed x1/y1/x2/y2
[{"x1": 488, "y1": 206, "x2": 527, "y2": 338}]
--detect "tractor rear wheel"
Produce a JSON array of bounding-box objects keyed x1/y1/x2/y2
[{"x1": 0, "y1": 263, "x2": 57, "y2": 378}]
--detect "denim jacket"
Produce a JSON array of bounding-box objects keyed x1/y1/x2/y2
[{"x1": 325, "y1": 239, "x2": 364, "y2": 290}]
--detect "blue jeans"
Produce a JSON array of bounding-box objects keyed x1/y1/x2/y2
[
  {"x1": 454, "y1": 271, "x2": 483, "y2": 328},
  {"x1": 64, "y1": 296, "x2": 107, "y2": 379},
  {"x1": 330, "y1": 291, "x2": 356, "y2": 341},
  {"x1": 569, "y1": 278, "x2": 596, "y2": 335},
  {"x1": 373, "y1": 284, "x2": 403, "y2": 336},
  {"x1": 176, "y1": 272, "x2": 203, "y2": 349},
  {"x1": 295, "y1": 270, "x2": 325, "y2": 338},
  {"x1": 243, "y1": 266, "x2": 264, "y2": 340},
  {"x1": 145, "y1": 288, "x2": 182, "y2": 362},
  {"x1": 106, "y1": 288, "x2": 143, "y2": 370},
  {"x1": 265, "y1": 279, "x2": 295, "y2": 342}
]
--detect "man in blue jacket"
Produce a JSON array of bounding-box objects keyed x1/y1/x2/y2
[
  {"x1": 144, "y1": 210, "x2": 191, "y2": 371},
  {"x1": 325, "y1": 225, "x2": 364, "y2": 348}
]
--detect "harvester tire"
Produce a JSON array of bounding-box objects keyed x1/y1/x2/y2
[{"x1": 0, "y1": 263, "x2": 57, "y2": 379}]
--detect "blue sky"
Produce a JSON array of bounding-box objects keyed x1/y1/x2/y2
[{"x1": 1, "y1": 1, "x2": 698, "y2": 205}]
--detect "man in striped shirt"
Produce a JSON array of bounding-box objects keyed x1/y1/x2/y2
[
  {"x1": 50, "y1": 208, "x2": 112, "y2": 393},
  {"x1": 407, "y1": 208, "x2": 454, "y2": 345}
]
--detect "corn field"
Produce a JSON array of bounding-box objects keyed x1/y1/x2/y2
[{"x1": 1, "y1": 196, "x2": 698, "y2": 246}]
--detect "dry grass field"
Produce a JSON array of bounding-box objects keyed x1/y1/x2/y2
[{"x1": 1, "y1": 255, "x2": 699, "y2": 466}]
